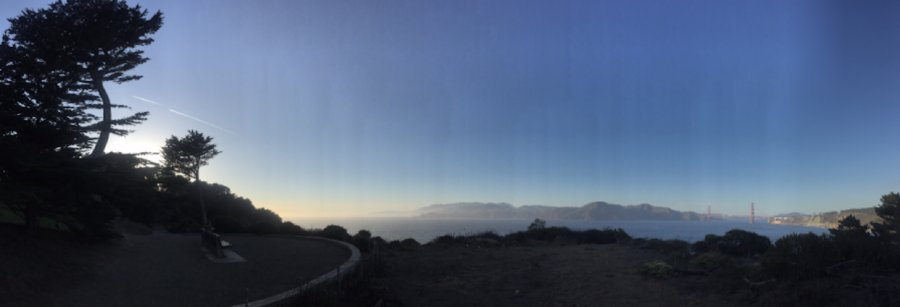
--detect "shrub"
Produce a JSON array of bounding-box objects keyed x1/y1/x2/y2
[
  {"x1": 430, "y1": 231, "x2": 506, "y2": 246},
  {"x1": 371, "y1": 236, "x2": 388, "y2": 250},
  {"x1": 717, "y1": 229, "x2": 771, "y2": 257},
  {"x1": 761, "y1": 232, "x2": 841, "y2": 281},
  {"x1": 644, "y1": 238, "x2": 690, "y2": 254},
  {"x1": 321, "y1": 224, "x2": 351, "y2": 242},
  {"x1": 353, "y1": 229, "x2": 372, "y2": 252},
  {"x1": 690, "y1": 253, "x2": 734, "y2": 271},
  {"x1": 470, "y1": 230, "x2": 504, "y2": 242},
  {"x1": 400, "y1": 238, "x2": 421, "y2": 249},
  {"x1": 278, "y1": 221, "x2": 306, "y2": 235},
  {"x1": 639, "y1": 261, "x2": 674, "y2": 278},
  {"x1": 507, "y1": 226, "x2": 574, "y2": 243},
  {"x1": 691, "y1": 240, "x2": 711, "y2": 253},
  {"x1": 579, "y1": 228, "x2": 631, "y2": 244},
  {"x1": 702, "y1": 234, "x2": 721, "y2": 252},
  {"x1": 387, "y1": 240, "x2": 403, "y2": 250},
  {"x1": 248, "y1": 221, "x2": 276, "y2": 234},
  {"x1": 528, "y1": 218, "x2": 547, "y2": 230},
  {"x1": 210, "y1": 216, "x2": 241, "y2": 233},
  {"x1": 431, "y1": 234, "x2": 460, "y2": 245}
]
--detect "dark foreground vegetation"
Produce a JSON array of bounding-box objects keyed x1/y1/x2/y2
[
  {"x1": 5, "y1": 194, "x2": 900, "y2": 307},
  {"x1": 291, "y1": 193, "x2": 900, "y2": 307}
]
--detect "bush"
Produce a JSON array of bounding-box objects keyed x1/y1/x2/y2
[
  {"x1": 507, "y1": 226, "x2": 574, "y2": 243},
  {"x1": 470, "y1": 230, "x2": 504, "y2": 242},
  {"x1": 691, "y1": 240, "x2": 711, "y2": 253},
  {"x1": 248, "y1": 221, "x2": 276, "y2": 234},
  {"x1": 371, "y1": 236, "x2": 388, "y2": 249},
  {"x1": 579, "y1": 227, "x2": 631, "y2": 244},
  {"x1": 278, "y1": 221, "x2": 306, "y2": 235},
  {"x1": 716, "y1": 229, "x2": 771, "y2": 257},
  {"x1": 387, "y1": 240, "x2": 403, "y2": 250},
  {"x1": 321, "y1": 224, "x2": 351, "y2": 242},
  {"x1": 384, "y1": 238, "x2": 421, "y2": 251},
  {"x1": 431, "y1": 234, "x2": 460, "y2": 245},
  {"x1": 353, "y1": 229, "x2": 372, "y2": 252},
  {"x1": 400, "y1": 238, "x2": 421, "y2": 249},
  {"x1": 761, "y1": 232, "x2": 841, "y2": 281},
  {"x1": 429, "y1": 231, "x2": 506, "y2": 246},
  {"x1": 690, "y1": 253, "x2": 735, "y2": 271},
  {"x1": 639, "y1": 261, "x2": 674, "y2": 278},
  {"x1": 644, "y1": 238, "x2": 690, "y2": 254},
  {"x1": 210, "y1": 216, "x2": 241, "y2": 233},
  {"x1": 528, "y1": 218, "x2": 547, "y2": 230}
]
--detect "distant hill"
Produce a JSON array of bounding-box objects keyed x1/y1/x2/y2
[
  {"x1": 779, "y1": 207, "x2": 881, "y2": 228},
  {"x1": 414, "y1": 201, "x2": 703, "y2": 221},
  {"x1": 773, "y1": 212, "x2": 809, "y2": 218}
]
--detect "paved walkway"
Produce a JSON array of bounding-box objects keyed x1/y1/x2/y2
[{"x1": 48, "y1": 229, "x2": 350, "y2": 307}]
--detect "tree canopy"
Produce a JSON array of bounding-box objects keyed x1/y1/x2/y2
[
  {"x1": 161, "y1": 130, "x2": 222, "y2": 180},
  {"x1": 872, "y1": 192, "x2": 900, "y2": 246},
  {"x1": 3, "y1": 0, "x2": 163, "y2": 157},
  {"x1": 161, "y1": 130, "x2": 222, "y2": 226}
]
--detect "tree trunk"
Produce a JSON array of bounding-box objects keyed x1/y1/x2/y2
[
  {"x1": 89, "y1": 79, "x2": 112, "y2": 157},
  {"x1": 197, "y1": 169, "x2": 207, "y2": 228}
]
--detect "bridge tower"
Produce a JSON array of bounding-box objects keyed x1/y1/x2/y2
[
  {"x1": 750, "y1": 202, "x2": 754, "y2": 224},
  {"x1": 707, "y1": 206, "x2": 710, "y2": 221}
]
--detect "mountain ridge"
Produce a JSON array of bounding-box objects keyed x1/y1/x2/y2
[{"x1": 413, "y1": 201, "x2": 704, "y2": 221}]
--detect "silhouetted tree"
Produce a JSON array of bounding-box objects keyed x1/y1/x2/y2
[
  {"x1": 830, "y1": 214, "x2": 876, "y2": 261},
  {"x1": 871, "y1": 192, "x2": 900, "y2": 247},
  {"x1": 252, "y1": 207, "x2": 282, "y2": 226},
  {"x1": 4, "y1": 0, "x2": 163, "y2": 157},
  {"x1": 161, "y1": 130, "x2": 221, "y2": 226},
  {"x1": 0, "y1": 27, "x2": 99, "y2": 232},
  {"x1": 528, "y1": 218, "x2": 547, "y2": 230}
]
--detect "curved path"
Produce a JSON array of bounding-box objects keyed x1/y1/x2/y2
[{"x1": 48, "y1": 229, "x2": 350, "y2": 307}]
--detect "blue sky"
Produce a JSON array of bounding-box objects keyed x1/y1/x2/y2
[{"x1": 4, "y1": 0, "x2": 900, "y2": 218}]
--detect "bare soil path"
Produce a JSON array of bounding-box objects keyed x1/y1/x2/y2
[{"x1": 39, "y1": 229, "x2": 350, "y2": 307}]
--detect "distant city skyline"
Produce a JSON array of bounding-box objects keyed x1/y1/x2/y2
[{"x1": 3, "y1": 0, "x2": 899, "y2": 217}]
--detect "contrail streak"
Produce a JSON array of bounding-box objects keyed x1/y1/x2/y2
[
  {"x1": 168, "y1": 109, "x2": 239, "y2": 136},
  {"x1": 133, "y1": 95, "x2": 238, "y2": 136},
  {"x1": 133, "y1": 96, "x2": 167, "y2": 107}
]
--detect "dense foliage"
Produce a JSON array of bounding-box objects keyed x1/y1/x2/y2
[
  {"x1": 703, "y1": 229, "x2": 772, "y2": 257},
  {"x1": 161, "y1": 130, "x2": 222, "y2": 226},
  {"x1": 4, "y1": 0, "x2": 163, "y2": 157},
  {"x1": 761, "y1": 232, "x2": 841, "y2": 281}
]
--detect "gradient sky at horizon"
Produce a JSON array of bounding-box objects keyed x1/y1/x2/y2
[{"x1": 4, "y1": 0, "x2": 900, "y2": 218}]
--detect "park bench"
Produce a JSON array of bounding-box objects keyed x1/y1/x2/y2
[{"x1": 201, "y1": 229, "x2": 233, "y2": 258}]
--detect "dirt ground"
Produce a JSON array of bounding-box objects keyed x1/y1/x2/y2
[{"x1": 371, "y1": 243, "x2": 751, "y2": 307}]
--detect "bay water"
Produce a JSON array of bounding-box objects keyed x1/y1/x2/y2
[{"x1": 286, "y1": 217, "x2": 828, "y2": 244}]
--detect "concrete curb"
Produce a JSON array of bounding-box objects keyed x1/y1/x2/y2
[{"x1": 229, "y1": 235, "x2": 361, "y2": 307}]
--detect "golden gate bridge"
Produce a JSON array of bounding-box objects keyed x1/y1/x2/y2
[{"x1": 704, "y1": 203, "x2": 791, "y2": 224}]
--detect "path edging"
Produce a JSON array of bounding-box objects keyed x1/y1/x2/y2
[{"x1": 229, "y1": 235, "x2": 361, "y2": 307}]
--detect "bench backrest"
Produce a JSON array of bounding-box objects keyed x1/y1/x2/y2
[{"x1": 201, "y1": 229, "x2": 225, "y2": 257}]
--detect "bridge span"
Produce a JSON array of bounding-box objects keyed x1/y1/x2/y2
[{"x1": 704, "y1": 203, "x2": 792, "y2": 224}]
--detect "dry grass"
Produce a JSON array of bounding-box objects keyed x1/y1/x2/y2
[{"x1": 375, "y1": 243, "x2": 744, "y2": 307}]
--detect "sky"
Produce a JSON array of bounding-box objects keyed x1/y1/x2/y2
[{"x1": 3, "y1": 0, "x2": 900, "y2": 218}]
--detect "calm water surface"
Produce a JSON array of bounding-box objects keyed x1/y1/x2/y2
[{"x1": 287, "y1": 217, "x2": 828, "y2": 244}]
